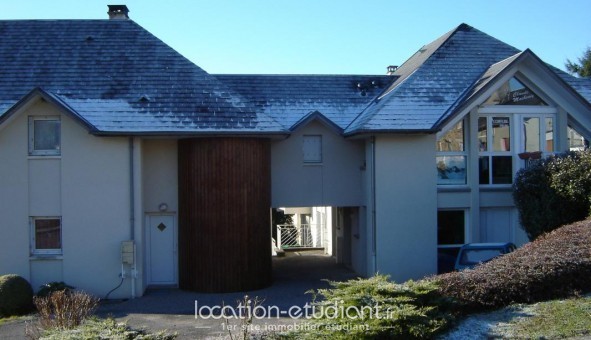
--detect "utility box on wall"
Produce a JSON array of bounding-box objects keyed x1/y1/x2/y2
[{"x1": 121, "y1": 240, "x2": 135, "y2": 265}]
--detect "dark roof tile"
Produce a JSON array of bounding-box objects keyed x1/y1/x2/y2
[
  {"x1": 214, "y1": 74, "x2": 394, "y2": 130},
  {"x1": 0, "y1": 20, "x2": 285, "y2": 134}
]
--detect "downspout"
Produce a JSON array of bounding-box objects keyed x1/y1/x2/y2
[
  {"x1": 371, "y1": 136, "x2": 377, "y2": 275},
  {"x1": 129, "y1": 137, "x2": 136, "y2": 298}
]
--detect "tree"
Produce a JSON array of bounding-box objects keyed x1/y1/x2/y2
[{"x1": 565, "y1": 47, "x2": 591, "y2": 78}]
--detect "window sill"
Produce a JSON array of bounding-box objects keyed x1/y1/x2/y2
[
  {"x1": 303, "y1": 163, "x2": 323, "y2": 167},
  {"x1": 29, "y1": 255, "x2": 63, "y2": 261},
  {"x1": 28, "y1": 155, "x2": 62, "y2": 160},
  {"x1": 438, "y1": 186, "x2": 471, "y2": 193},
  {"x1": 479, "y1": 185, "x2": 513, "y2": 192}
]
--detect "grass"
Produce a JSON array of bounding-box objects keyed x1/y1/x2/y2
[
  {"x1": 0, "y1": 315, "x2": 27, "y2": 326},
  {"x1": 31, "y1": 317, "x2": 176, "y2": 340},
  {"x1": 508, "y1": 296, "x2": 591, "y2": 339}
]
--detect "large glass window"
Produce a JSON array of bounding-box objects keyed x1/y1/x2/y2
[
  {"x1": 483, "y1": 77, "x2": 547, "y2": 106},
  {"x1": 479, "y1": 116, "x2": 513, "y2": 185},
  {"x1": 28, "y1": 116, "x2": 61, "y2": 156},
  {"x1": 521, "y1": 116, "x2": 555, "y2": 154},
  {"x1": 437, "y1": 210, "x2": 466, "y2": 274},
  {"x1": 436, "y1": 120, "x2": 467, "y2": 185},
  {"x1": 31, "y1": 217, "x2": 62, "y2": 255}
]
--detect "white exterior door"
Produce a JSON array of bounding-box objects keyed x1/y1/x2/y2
[{"x1": 147, "y1": 214, "x2": 177, "y2": 285}]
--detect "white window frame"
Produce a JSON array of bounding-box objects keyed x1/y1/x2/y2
[
  {"x1": 302, "y1": 135, "x2": 322, "y2": 163},
  {"x1": 436, "y1": 119, "x2": 468, "y2": 186},
  {"x1": 518, "y1": 114, "x2": 556, "y2": 156},
  {"x1": 28, "y1": 116, "x2": 61, "y2": 156},
  {"x1": 30, "y1": 217, "x2": 62, "y2": 256},
  {"x1": 478, "y1": 115, "x2": 514, "y2": 187}
]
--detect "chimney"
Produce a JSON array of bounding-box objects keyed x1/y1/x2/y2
[
  {"x1": 386, "y1": 65, "x2": 398, "y2": 75},
  {"x1": 107, "y1": 5, "x2": 130, "y2": 20}
]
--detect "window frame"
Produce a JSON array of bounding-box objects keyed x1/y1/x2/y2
[
  {"x1": 478, "y1": 115, "x2": 514, "y2": 187},
  {"x1": 436, "y1": 119, "x2": 468, "y2": 186},
  {"x1": 437, "y1": 209, "x2": 469, "y2": 274},
  {"x1": 519, "y1": 114, "x2": 556, "y2": 155},
  {"x1": 28, "y1": 116, "x2": 61, "y2": 156},
  {"x1": 30, "y1": 217, "x2": 62, "y2": 256}
]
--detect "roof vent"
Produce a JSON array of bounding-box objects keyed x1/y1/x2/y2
[
  {"x1": 386, "y1": 65, "x2": 398, "y2": 75},
  {"x1": 107, "y1": 5, "x2": 130, "y2": 20}
]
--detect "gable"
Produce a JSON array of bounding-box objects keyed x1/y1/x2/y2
[{"x1": 436, "y1": 50, "x2": 591, "y2": 140}]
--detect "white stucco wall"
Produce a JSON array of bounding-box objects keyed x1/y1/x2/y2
[
  {"x1": 374, "y1": 134, "x2": 438, "y2": 282},
  {"x1": 0, "y1": 105, "x2": 31, "y2": 278},
  {"x1": 350, "y1": 206, "x2": 367, "y2": 276},
  {"x1": 271, "y1": 121, "x2": 365, "y2": 207},
  {"x1": 0, "y1": 99, "x2": 138, "y2": 298},
  {"x1": 142, "y1": 139, "x2": 178, "y2": 214}
]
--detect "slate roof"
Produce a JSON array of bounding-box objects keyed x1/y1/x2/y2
[
  {"x1": 213, "y1": 74, "x2": 393, "y2": 131},
  {"x1": 552, "y1": 67, "x2": 591, "y2": 104},
  {"x1": 0, "y1": 20, "x2": 589, "y2": 136},
  {"x1": 345, "y1": 24, "x2": 523, "y2": 134},
  {"x1": 0, "y1": 20, "x2": 285, "y2": 134}
]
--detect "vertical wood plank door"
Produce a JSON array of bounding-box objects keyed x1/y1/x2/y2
[{"x1": 178, "y1": 138, "x2": 272, "y2": 292}]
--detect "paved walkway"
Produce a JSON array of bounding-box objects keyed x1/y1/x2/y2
[{"x1": 0, "y1": 251, "x2": 357, "y2": 339}]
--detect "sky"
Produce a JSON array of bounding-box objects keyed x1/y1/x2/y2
[{"x1": 2, "y1": 0, "x2": 590, "y2": 75}]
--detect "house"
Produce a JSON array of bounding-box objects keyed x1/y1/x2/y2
[{"x1": 1, "y1": 5, "x2": 590, "y2": 298}]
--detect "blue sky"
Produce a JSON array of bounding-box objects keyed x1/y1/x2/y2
[{"x1": 3, "y1": 1, "x2": 590, "y2": 75}]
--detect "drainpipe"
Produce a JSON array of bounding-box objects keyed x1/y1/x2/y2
[
  {"x1": 371, "y1": 137, "x2": 377, "y2": 275},
  {"x1": 129, "y1": 137, "x2": 136, "y2": 298}
]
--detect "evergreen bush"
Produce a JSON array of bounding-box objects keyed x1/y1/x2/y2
[
  {"x1": 438, "y1": 220, "x2": 591, "y2": 311},
  {"x1": 513, "y1": 150, "x2": 591, "y2": 240},
  {"x1": 291, "y1": 275, "x2": 457, "y2": 339},
  {"x1": 37, "y1": 281, "x2": 75, "y2": 298},
  {"x1": 0, "y1": 274, "x2": 34, "y2": 317}
]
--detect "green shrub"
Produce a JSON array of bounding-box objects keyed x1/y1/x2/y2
[
  {"x1": 513, "y1": 150, "x2": 591, "y2": 240},
  {"x1": 291, "y1": 275, "x2": 457, "y2": 339},
  {"x1": 0, "y1": 274, "x2": 34, "y2": 317},
  {"x1": 36, "y1": 281, "x2": 74, "y2": 298},
  {"x1": 437, "y1": 220, "x2": 591, "y2": 311}
]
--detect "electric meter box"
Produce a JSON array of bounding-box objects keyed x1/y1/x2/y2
[{"x1": 121, "y1": 241, "x2": 135, "y2": 265}]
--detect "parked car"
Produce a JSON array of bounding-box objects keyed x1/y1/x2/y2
[{"x1": 454, "y1": 242, "x2": 517, "y2": 271}]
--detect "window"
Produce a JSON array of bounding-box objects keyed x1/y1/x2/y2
[
  {"x1": 28, "y1": 116, "x2": 61, "y2": 156},
  {"x1": 521, "y1": 116, "x2": 555, "y2": 153},
  {"x1": 437, "y1": 210, "x2": 466, "y2": 273},
  {"x1": 483, "y1": 77, "x2": 547, "y2": 106},
  {"x1": 302, "y1": 135, "x2": 322, "y2": 163},
  {"x1": 568, "y1": 126, "x2": 587, "y2": 151},
  {"x1": 478, "y1": 116, "x2": 513, "y2": 185},
  {"x1": 436, "y1": 120, "x2": 467, "y2": 185},
  {"x1": 31, "y1": 217, "x2": 62, "y2": 255}
]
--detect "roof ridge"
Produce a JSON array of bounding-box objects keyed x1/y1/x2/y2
[
  {"x1": 377, "y1": 23, "x2": 471, "y2": 101},
  {"x1": 214, "y1": 74, "x2": 390, "y2": 77}
]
